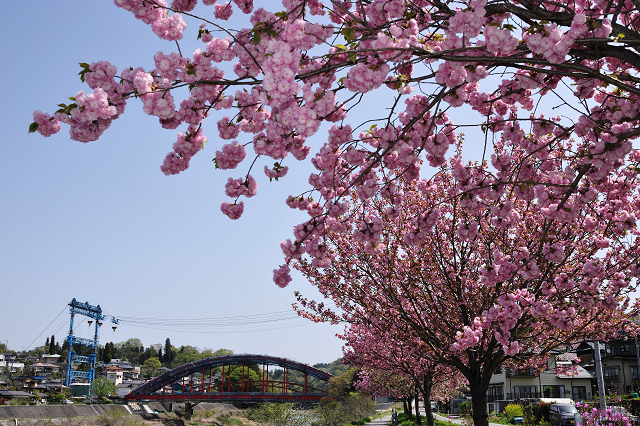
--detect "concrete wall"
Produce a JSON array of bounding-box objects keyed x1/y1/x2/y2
[{"x1": 0, "y1": 404, "x2": 127, "y2": 419}]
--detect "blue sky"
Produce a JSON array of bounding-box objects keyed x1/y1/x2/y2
[{"x1": 1, "y1": 1, "x2": 345, "y2": 365}]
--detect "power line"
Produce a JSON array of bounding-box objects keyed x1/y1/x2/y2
[
  {"x1": 102, "y1": 307, "x2": 340, "y2": 334},
  {"x1": 22, "y1": 305, "x2": 68, "y2": 353},
  {"x1": 121, "y1": 321, "x2": 323, "y2": 334}
]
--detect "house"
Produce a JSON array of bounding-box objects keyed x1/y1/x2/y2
[
  {"x1": 486, "y1": 352, "x2": 592, "y2": 413},
  {"x1": 43, "y1": 354, "x2": 61, "y2": 365},
  {"x1": 0, "y1": 354, "x2": 24, "y2": 373},
  {"x1": 573, "y1": 338, "x2": 640, "y2": 395},
  {"x1": 115, "y1": 382, "x2": 137, "y2": 398},
  {"x1": 40, "y1": 382, "x2": 68, "y2": 394},
  {"x1": 107, "y1": 359, "x2": 140, "y2": 380},
  {"x1": 33, "y1": 362, "x2": 61, "y2": 375},
  {"x1": 106, "y1": 366, "x2": 124, "y2": 385},
  {"x1": 11, "y1": 376, "x2": 49, "y2": 392},
  {"x1": 123, "y1": 369, "x2": 140, "y2": 380},
  {"x1": 0, "y1": 389, "x2": 34, "y2": 405}
]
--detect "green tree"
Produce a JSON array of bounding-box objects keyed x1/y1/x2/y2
[
  {"x1": 102, "y1": 342, "x2": 112, "y2": 364},
  {"x1": 50, "y1": 393, "x2": 66, "y2": 404},
  {"x1": 143, "y1": 357, "x2": 161, "y2": 378},
  {"x1": 314, "y1": 358, "x2": 352, "y2": 377},
  {"x1": 163, "y1": 338, "x2": 176, "y2": 367},
  {"x1": 225, "y1": 364, "x2": 262, "y2": 392},
  {"x1": 117, "y1": 338, "x2": 144, "y2": 365},
  {"x1": 326, "y1": 368, "x2": 360, "y2": 399},
  {"x1": 49, "y1": 335, "x2": 56, "y2": 355},
  {"x1": 21, "y1": 363, "x2": 34, "y2": 377},
  {"x1": 91, "y1": 377, "x2": 117, "y2": 398}
]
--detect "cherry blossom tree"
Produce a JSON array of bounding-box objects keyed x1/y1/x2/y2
[
  {"x1": 291, "y1": 150, "x2": 640, "y2": 426},
  {"x1": 355, "y1": 368, "x2": 418, "y2": 416},
  {"x1": 343, "y1": 322, "x2": 464, "y2": 426},
  {"x1": 30, "y1": 0, "x2": 640, "y2": 286}
]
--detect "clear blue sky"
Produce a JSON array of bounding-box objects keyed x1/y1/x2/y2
[{"x1": 0, "y1": 1, "x2": 345, "y2": 365}]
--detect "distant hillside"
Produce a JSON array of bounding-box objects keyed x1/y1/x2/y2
[{"x1": 313, "y1": 358, "x2": 353, "y2": 376}]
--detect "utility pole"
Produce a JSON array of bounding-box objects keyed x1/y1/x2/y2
[{"x1": 593, "y1": 341, "x2": 607, "y2": 411}]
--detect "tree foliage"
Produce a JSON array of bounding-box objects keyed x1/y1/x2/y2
[
  {"x1": 92, "y1": 377, "x2": 117, "y2": 398},
  {"x1": 143, "y1": 357, "x2": 162, "y2": 377}
]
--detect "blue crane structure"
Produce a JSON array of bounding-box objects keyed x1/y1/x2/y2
[{"x1": 64, "y1": 298, "x2": 119, "y2": 387}]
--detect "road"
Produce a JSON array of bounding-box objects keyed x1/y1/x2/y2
[{"x1": 364, "y1": 407, "x2": 506, "y2": 426}]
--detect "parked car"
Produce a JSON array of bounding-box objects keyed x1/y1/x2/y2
[
  {"x1": 549, "y1": 403, "x2": 580, "y2": 426},
  {"x1": 62, "y1": 399, "x2": 74, "y2": 405},
  {"x1": 607, "y1": 406, "x2": 638, "y2": 423}
]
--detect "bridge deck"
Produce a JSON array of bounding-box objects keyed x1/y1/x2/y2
[{"x1": 126, "y1": 392, "x2": 326, "y2": 402}]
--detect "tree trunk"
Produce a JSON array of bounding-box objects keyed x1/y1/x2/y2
[
  {"x1": 421, "y1": 378, "x2": 435, "y2": 426},
  {"x1": 415, "y1": 391, "x2": 422, "y2": 424},
  {"x1": 403, "y1": 399, "x2": 409, "y2": 414},
  {"x1": 469, "y1": 378, "x2": 490, "y2": 426}
]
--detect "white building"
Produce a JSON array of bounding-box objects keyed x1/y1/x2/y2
[
  {"x1": 486, "y1": 352, "x2": 592, "y2": 413},
  {"x1": 0, "y1": 354, "x2": 24, "y2": 373}
]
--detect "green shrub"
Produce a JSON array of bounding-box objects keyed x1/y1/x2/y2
[
  {"x1": 504, "y1": 404, "x2": 524, "y2": 421},
  {"x1": 459, "y1": 400, "x2": 472, "y2": 416}
]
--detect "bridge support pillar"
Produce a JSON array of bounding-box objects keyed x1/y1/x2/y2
[{"x1": 184, "y1": 402, "x2": 194, "y2": 420}]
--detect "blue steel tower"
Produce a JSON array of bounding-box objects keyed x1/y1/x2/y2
[{"x1": 64, "y1": 299, "x2": 119, "y2": 387}]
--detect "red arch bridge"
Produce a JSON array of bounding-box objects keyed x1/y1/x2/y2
[{"x1": 125, "y1": 354, "x2": 333, "y2": 403}]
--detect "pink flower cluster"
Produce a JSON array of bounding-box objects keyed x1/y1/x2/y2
[
  {"x1": 206, "y1": 38, "x2": 235, "y2": 62},
  {"x1": 523, "y1": 14, "x2": 589, "y2": 64},
  {"x1": 264, "y1": 164, "x2": 289, "y2": 179},
  {"x1": 452, "y1": 321, "x2": 484, "y2": 351},
  {"x1": 363, "y1": 0, "x2": 406, "y2": 26},
  {"x1": 344, "y1": 62, "x2": 391, "y2": 93},
  {"x1": 160, "y1": 127, "x2": 205, "y2": 175},
  {"x1": 233, "y1": 0, "x2": 253, "y2": 14},
  {"x1": 261, "y1": 40, "x2": 302, "y2": 106},
  {"x1": 32, "y1": 111, "x2": 61, "y2": 137},
  {"x1": 214, "y1": 2, "x2": 233, "y2": 20},
  {"x1": 220, "y1": 201, "x2": 245, "y2": 220},
  {"x1": 133, "y1": 72, "x2": 177, "y2": 120},
  {"x1": 115, "y1": 0, "x2": 187, "y2": 41},
  {"x1": 171, "y1": 0, "x2": 197, "y2": 12},
  {"x1": 483, "y1": 24, "x2": 519, "y2": 55},
  {"x1": 215, "y1": 141, "x2": 247, "y2": 169},
  {"x1": 273, "y1": 265, "x2": 292, "y2": 288},
  {"x1": 224, "y1": 175, "x2": 257, "y2": 198},
  {"x1": 448, "y1": 0, "x2": 487, "y2": 38},
  {"x1": 217, "y1": 117, "x2": 241, "y2": 140}
]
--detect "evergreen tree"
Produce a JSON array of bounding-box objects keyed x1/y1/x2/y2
[
  {"x1": 103, "y1": 342, "x2": 112, "y2": 364},
  {"x1": 49, "y1": 335, "x2": 56, "y2": 355},
  {"x1": 45, "y1": 337, "x2": 50, "y2": 349},
  {"x1": 163, "y1": 338, "x2": 175, "y2": 366}
]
